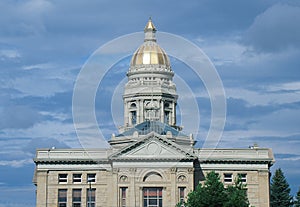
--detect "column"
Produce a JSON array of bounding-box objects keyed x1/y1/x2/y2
[
  {"x1": 137, "y1": 100, "x2": 140, "y2": 124},
  {"x1": 36, "y1": 170, "x2": 48, "y2": 207},
  {"x1": 129, "y1": 168, "x2": 137, "y2": 207},
  {"x1": 140, "y1": 99, "x2": 144, "y2": 123},
  {"x1": 171, "y1": 102, "x2": 176, "y2": 125},
  {"x1": 124, "y1": 101, "x2": 129, "y2": 126},
  {"x1": 258, "y1": 170, "x2": 270, "y2": 207},
  {"x1": 170, "y1": 168, "x2": 177, "y2": 207},
  {"x1": 160, "y1": 99, "x2": 164, "y2": 123},
  {"x1": 109, "y1": 169, "x2": 119, "y2": 207}
]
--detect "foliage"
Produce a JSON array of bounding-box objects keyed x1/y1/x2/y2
[
  {"x1": 224, "y1": 175, "x2": 249, "y2": 207},
  {"x1": 270, "y1": 168, "x2": 293, "y2": 207},
  {"x1": 182, "y1": 171, "x2": 249, "y2": 207},
  {"x1": 294, "y1": 188, "x2": 300, "y2": 207}
]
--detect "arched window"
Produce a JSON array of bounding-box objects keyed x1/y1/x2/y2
[{"x1": 143, "y1": 172, "x2": 163, "y2": 182}]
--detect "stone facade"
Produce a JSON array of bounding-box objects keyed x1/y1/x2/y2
[
  {"x1": 33, "y1": 19, "x2": 274, "y2": 207},
  {"x1": 34, "y1": 135, "x2": 274, "y2": 207}
]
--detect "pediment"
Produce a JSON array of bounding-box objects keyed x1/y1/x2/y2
[{"x1": 110, "y1": 133, "x2": 196, "y2": 160}]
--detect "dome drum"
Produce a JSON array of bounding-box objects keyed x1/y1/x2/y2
[{"x1": 127, "y1": 67, "x2": 174, "y2": 77}]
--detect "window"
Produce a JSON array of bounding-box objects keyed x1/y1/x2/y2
[
  {"x1": 164, "y1": 111, "x2": 170, "y2": 124},
  {"x1": 120, "y1": 187, "x2": 127, "y2": 207},
  {"x1": 72, "y1": 189, "x2": 81, "y2": 207},
  {"x1": 58, "y1": 189, "x2": 67, "y2": 207},
  {"x1": 73, "y1": 174, "x2": 82, "y2": 183},
  {"x1": 224, "y1": 173, "x2": 233, "y2": 183},
  {"x1": 86, "y1": 188, "x2": 96, "y2": 207},
  {"x1": 87, "y1": 173, "x2": 96, "y2": 183},
  {"x1": 131, "y1": 111, "x2": 137, "y2": 125},
  {"x1": 238, "y1": 173, "x2": 247, "y2": 183},
  {"x1": 178, "y1": 187, "x2": 185, "y2": 205},
  {"x1": 58, "y1": 174, "x2": 68, "y2": 183},
  {"x1": 143, "y1": 187, "x2": 162, "y2": 207}
]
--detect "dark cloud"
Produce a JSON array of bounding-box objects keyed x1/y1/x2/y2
[
  {"x1": 227, "y1": 97, "x2": 276, "y2": 118},
  {"x1": 274, "y1": 153, "x2": 299, "y2": 159},
  {"x1": 0, "y1": 105, "x2": 42, "y2": 129},
  {"x1": 23, "y1": 137, "x2": 70, "y2": 154},
  {"x1": 249, "y1": 134, "x2": 300, "y2": 143},
  {"x1": 219, "y1": 48, "x2": 300, "y2": 86},
  {"x1": 243, "y1": 2, "x2": 300, "y2": 52}
]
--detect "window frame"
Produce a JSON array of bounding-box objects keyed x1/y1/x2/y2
[
  {"x1": 143, "y1": 187, "x2": 163, "y2": 207},
  {"x1": 73, "y1": 173, "x2": 82, "y2": 183},
  {"x1": 58, "y1": 173, "x2": 68, "y2": 184},
  {"x1": 178, "y1": 187, "x2": 185, "y2": 205},
  {"x1": 87, "y1": 173, "x2": 96, "y2": 183},
  {"x1": 238, "y1": 173, "x2": 247, "y2": 183},
  {"x1": 86, "y1": 188, "x2": 96, "y2": 207},
  {"x1": 58, "y1": 189, "x2": 67, "y2": 207},
  {"x1": 120, "y1": 187, "x2": 127, "y2": 207},
  {"x1": 224, "y1": 173, "x2": 233, "y2": 183},
  {"x1": 72, "y1": 189, "x2": 82, "y2": 207}
]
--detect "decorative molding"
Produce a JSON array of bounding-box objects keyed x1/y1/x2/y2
[
  {"x1": 119, "y1": 175, "x2": 129, "y2": 182},
  {"x1": 170, "y1": 167, "x2": 177, "y2": 173},
  {"x1": 177, "y1": 175, "x2": 187, "y2": 183},
  {"x1": 129, "y1": 168, "x2": 137, "y2": 172},
  {"x1": 113, "y1": 168, "x2": 119, "y2": 173}
]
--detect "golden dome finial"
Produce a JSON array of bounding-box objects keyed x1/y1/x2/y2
[
  {"x1": 144, "y1": 17, "x2": 156, "y2": 32},
  {"x1": 144, "y1": 17, "x2": 157, "y2": 42}
]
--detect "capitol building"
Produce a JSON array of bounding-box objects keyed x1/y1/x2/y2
[{"x1": 33, "y1": 19, "x2": 274, "y2": 207}]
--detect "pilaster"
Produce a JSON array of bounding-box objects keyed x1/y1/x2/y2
[{"x1": 36, "y1": 170, "x2": 48, "y2": 207}]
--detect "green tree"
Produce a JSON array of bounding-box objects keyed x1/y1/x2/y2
[
  {"x1": 270, "y1": 168, "x2": 293, "y2": 207},
  {"x1": 185, "y1": 171, "x2": 227, "y2": 207},
  {"x1": 294, "y1": 188, "x2": 300, "y2": 207},
  {"x1": 225, "y1": 175, "x2": 249, "y2": 207},
  {"x1": 183, "y1": 171, "x2": 250, "y2": 207}
]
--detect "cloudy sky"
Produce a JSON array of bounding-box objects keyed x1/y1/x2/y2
[{"x1": 1, "y1": 0, "x2": 300, "y2": 206}]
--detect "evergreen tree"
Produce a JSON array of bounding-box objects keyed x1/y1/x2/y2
[
  {"x1": 270, "y1": 168, "x2": 293, "y2": 207},
  {"x1": 294, "y1": 188, "x2": 300, "y2": 207}
]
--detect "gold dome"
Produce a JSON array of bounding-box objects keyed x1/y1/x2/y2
[
  {"x1": 130, "y1": 41, "x2": 170, "y2": 66},
  {"x1": 130, "y1": 18, "x2": 170, "y2": 67}
]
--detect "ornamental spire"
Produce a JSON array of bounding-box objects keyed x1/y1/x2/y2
[{"x1": 144, "y1": 17, "x2": 156, "y2": 42}]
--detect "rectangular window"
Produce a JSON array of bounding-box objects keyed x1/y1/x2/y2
[
  {"x1": 87, "y1": 173, "x2": 96, "y2": 183},
  {"x1": 120, "y1": 187, "x2": 127, "y2": 207},
  {"x1": 72, "y1": 189, "x2": 81, "y2": 207},
  {"x1": 224, "y1": 173, "x2": 233, "y2": 183},
  {"x1": 131, "y1": 111, "x2": 137, "y2": 125},
  {"x1": 238, "y1": 173, "x2": 247, "y2": 183},
  {"x1": 86, "y1": 188, "x2": 96, "y2": 207},
  {"x1": 73, "y1": 174, "x2": 82, "y2": 183},
  {"x1": 164, "y1": 111, "x2": 170, "y2": 124},
  {"x1": 58, "y1": 189, "x2": 67, "y2": 207},
  {"x1": 143, "y1": 187, "x2": 162, "y2": 207},
  {"x1": 58, "y1": 174, "x2": 68, "y2": 183},
  {"x1": 178, "y1": 187, "x2": 185, "y2": 205}
]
